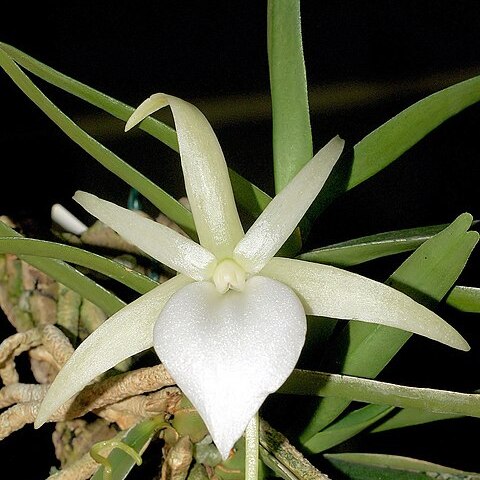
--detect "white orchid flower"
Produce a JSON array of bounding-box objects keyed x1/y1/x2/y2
[{"x1": 34, "y1": 93, "x2": 469, "y2": 460}]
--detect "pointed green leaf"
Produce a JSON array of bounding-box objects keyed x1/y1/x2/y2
[
  {"x1": 302, "y1": 405, "x2": 394, "y2": 453},
  {"x1": 0, "y1": 221, "x2": 124, "y2": 316},
  {"x1": 0, "y1": 45, "x2": 196, "y2": 239},
  {"x1": 268, "y1": 0, "x2": 313, "y2": 193},
  {"x1": 446, "y1": 285, "x2": 480, "y2": 313},
  {"x1": 299, "y1": 213, "x2": 478, "y2": 449},
  {"x1": 372, "y1": 408, "x2": 461, "y2": 433},
  {"x1": 0, "y1": 42, "x2": 276, "y2": 237},
  {"x1": 0, "y1": 236, "x2": 157, "y2": 294},
  {"x1": 324, "y1": 452, "x2": 480, "y2": 480},
  {"x1": 349, "y1": 74, "x2": 480, "y2": 190},
  {"x1": 281, "y1": 369, "x2": 480, "y2": 419},
  {"x1": 298, "y1": 223, "x2": 449, "y2": 267},
  {"x1": 0, "y1": 42, "x2": 179, "y2": 149}
]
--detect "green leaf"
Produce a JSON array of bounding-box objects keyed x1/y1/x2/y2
[
  {"x1": 280, "y1": 369, "x2": 480, "y2": 419},
  {"x1": 0, "y1": 42, "x2": 179, "y2": 151},
  {"x1": 298, "y1": 223, "x2": 449, "y2": 267},
  {"x1": 0, "y1": 42, "x2": 277, "y2": 239},
  {"x1": 267, "y1": 0, "x2": 313, "y2": 194},
  {"x1": 446, "y1": 285, "x2": 480, "y2": 313},
  {"x1": 299, "y1": 213, "x2": 478, "y2": 451},
  {"x1": 0, "y1": 221, "x2": 124, "y2": 317},
  {"x1": 323, "y1": 452, "x2": 480, "y2": 480},
  {"x1": 349, "y1": 74, "x2": 480, "y2": 190},
  {"x1": 91, "y1": 417, "x2": 166, "y2": 480},
  {"x1": 301, "y1": 405, "x2": 394, "y2": 453},
  {"x1": 0, "y1": 237, "x2": 157, "y2": 294},
  {"x1": 372, "y1": 408, "x2": 461, "y2": 433},
  {"x1": 0, "y1": 44, "x2": 196, "y2": 239}
]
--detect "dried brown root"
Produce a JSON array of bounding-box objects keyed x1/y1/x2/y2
[
  {"x1": 67, "y1": 364, "x2": 176, "y2": 419},
  {"x1": 0, "y1": 383, "x2": 48, "y2": 409},
  {"x1": 0, "y1": 327, "x2": 43, "y2": 385},
  {"x1": 97, "y1": 387, "x2": 181, "y2": 430},
  {"x1": 0, "y1": 360, "x2": 179, "y2": 440},
  {"x1": 162, "y1": 435, "x2": 193, "y2": 480},
  {"x1": 0, "y1": 324, "x2": 73, "y2": 386}
]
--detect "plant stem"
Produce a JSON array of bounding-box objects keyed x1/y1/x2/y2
[{"x1": 245, "y1": 412, "x2": 259, "y2": 480}]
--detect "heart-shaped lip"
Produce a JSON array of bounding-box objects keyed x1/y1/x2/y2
[{"x1": 153, "y1": 275, "x2": 307, "y2": 459}]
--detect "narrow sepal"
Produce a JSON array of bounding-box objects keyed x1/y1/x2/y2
[{"x1": 262, "y1": 258, "x2": 469, "y2": 351}]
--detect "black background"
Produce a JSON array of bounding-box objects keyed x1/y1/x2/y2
[{"x1": 1, "y1": 2, "x2": 480, "y2": 478}]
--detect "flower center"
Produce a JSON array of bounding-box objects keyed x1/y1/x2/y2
[{"x1": 212, "y1": 259, "x2": 246, "y2": 293}]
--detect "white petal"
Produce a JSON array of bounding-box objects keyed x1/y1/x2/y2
[
  {"x1": 35, "y1": 274, "x2": 192, "y2": 428},
  {"x1": 262, "y1": 258, "x2": 470, "y2": 351},
  {"x1": 234, "y1": 136, "x2": 344, "y2": 274},
  {"x1": 125, "y1": 93, "x2": 244, "y2": 258},
  {"x1": 74, "y1": 191, "x2": 217, "y2": 281},
  {"x1": 153, "y1": 276, "x2": 306, "y2": 459}
]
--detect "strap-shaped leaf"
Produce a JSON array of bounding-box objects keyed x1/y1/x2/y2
[
  {"x1": 446, "y1": 286, "x2": 480, "y2": 313},
  {"x1": 281, "y1": 369, "x2": 480, "y2": 418},
  {"x1": 0, "y1": 236, "x2": 157, "y2": 294},
  {"x1": 0, "y1": 45, "x2": 196, "y2": 239},
  {"x1": 372, "y1": 408, "x2": 461, "y2": 433},
  {"x1": 349, "y1": 74, "x2": 480, "y2": 190},
  {"x1": 0, "y1": 220, "x2": 124, "y2": 316},
  {"x1": 298, "y1": 223, "x2": 450, "y2": 267},
  {"x1": 298, "y1": 213, "x2": 478, "y2": 450},
  {"x1": 268, "y1": 0, "x2": 313, "y2": 193},
  {"x1": 324, "y1": 452, "x2": 480, "y2": 479}
]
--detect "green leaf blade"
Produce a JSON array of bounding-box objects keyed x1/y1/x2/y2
[
  {"x1": 0, "y1": 237, "x2": 158, "y2": 294},
  {"x1": 349, "y1": 74, "x2": 480, "y2": 190},
  {"x1": 0, "y1": 45, "x2": 196, "y2": 238},
  {"x1": 299, "y1": 213, "x2": 478, "y2": 451},
  {"x1": 324, "y1": 453, "x2": 480, "y2": 480},
  {"x1": 0, "y1": 221, "x2": 124, "y2": 316},
  {"x1": 268, "y1": 0, "x2": 313, "y2": 194},
  {"x1": 298, "y1": 223, "x2": 449, "y2": 267}
]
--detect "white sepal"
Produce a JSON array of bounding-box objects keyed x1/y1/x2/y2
[
  {"x1": 74, "y1": 191, "x2": 217, "y2": 281},
  {"x1": 153, "y1": 275, "x2": 306, "y2": 459},
  {"x1": 262, "y1": 257, "x2": 470, "y2": 351},
  {"x1": 234, "y1": 136, "x2": 344, "y2": 274},
  {"x1": 35, "y1": 274, "x2": 192, "y2": 428},
  {"x1": 125, "y1": 93, "x2": 244, "y2": 258}
]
